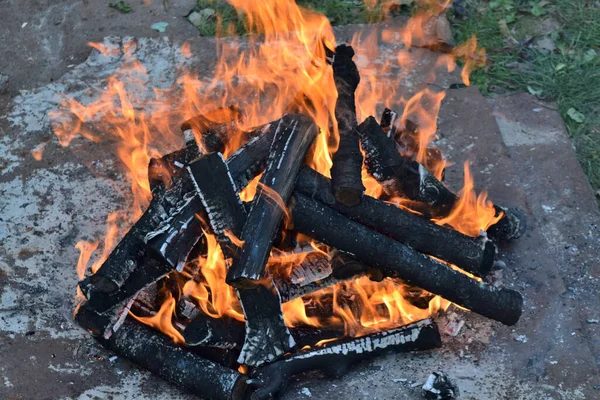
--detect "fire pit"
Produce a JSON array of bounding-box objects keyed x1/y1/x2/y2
[
  {"x1": 2, "y1": 1, "x2": 594, "y2": 399},
  {"x1": 61, "y1": 3, "x2": 529, "y2": 399}
]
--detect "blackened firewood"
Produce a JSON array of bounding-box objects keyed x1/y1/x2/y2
[
  {"x1": 227, "y1": 115, "x2": 319, "y2": 287},
  {"x1": 381, "y1": 108, "x2": 444, "y2": 178},
  {"x1": 78, "y1": 176, "x2": 193, "y2": 316},
  {"x1": 380, "y1": 108, "x2": 399, "y2": 139},
  {"x1": 98, "y1": 318, "x2": 247, "y2": 400},
  {"x1": 187, "y1": 153, "x2": 247, "y2": 258},
  {"x1": 236, "y1": 283, "x2": 295, "y2": 366},
  {"x1": 148, "y1": 140, "x2": 201, "y2": 191},
  {"x1": 180, "y1": 106, "x2": 244, "y2": 154},
  {"x1": 184, "y1": 313, "x2": 245, "y2": 349},
  {"x1": 248, "y1": 319, "x2": 441, "y2": 400},
  {"x1": 357, "y1": 116, "x2": 527, "y2": 240},
  {"x1": 294, "y1": 167, "x2": 496, "y2": 277},
  {"x1": 330, "y1": 44, "x2": 364, "y2": 206},
  {"x1": 185, "y1": 140, "x2": 299, "y2": 367},
  {"x1": 184, "y1": 311, "x2": 344, "y2": 352},
  {"x1": 77, "y1": 119, "x2": 284, "y2": 330},
  {"x1": 289, "y1": 193, "x2": 523, "y2": 326},
  {"x1": 146, "y1": 122, "x2": 279, "y2": 271}
]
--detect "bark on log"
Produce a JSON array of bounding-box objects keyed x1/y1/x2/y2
[
  {"x1": 78, "y1": 176, "x2": 192, "y2": 315},
  {"x1": 236, "y1": 283, "x2": 295, "y2": 366},
  {"x1": 330, "y1": 44, "x2": 364, "y2": 206},
  {"x1": 357, "y1": 116, "x2": 526, "y2": 240},
  {"x1": 97, "y1": 318, "x2": 247, "y2": 400},
  {"x1": 180, "y1": 106, "x2": 244, "y2": 154},
  {"x1": 294, "y1": 167, "x2": 495, "y2": 276},
  {"x1": 148, "y1": 140, "x2": 202, "y2": 191},
  {"x1": 289, "y1": 192, "x2": 523, "y2": 325},
  {"x1": 185, "y1": 140, "x2": 300, "y2": 367},
  {"x1": 184, "y1": 312, "x2": 345, "y2": 351},
  {"x1": 249, "y1": 319, "x2": 441, "y2": 400},
  {"x1": 76, "y1": 119, "x2": 283, "y2": 330},
  {"x1": 187, "y1": 152, "x2": 247, "y2": 258},
  {"x1": 227, "y1": 115, "x2": 319, "y2": 287}
]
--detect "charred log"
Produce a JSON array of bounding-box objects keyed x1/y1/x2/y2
[
  {"x1": 148, "y1": 140, "x2": 201, "y2": 191},
  {"x1": 186, "y1": 140, "x2": 300, "y2": 367},
  {"x1": 294, "y1": 167, "x2": 495, "y2": 277},
  {"x1": 78, "y1": 175, "x2": 193, "y2": 316},
  {"x1": 76, "y1": 119, "x2": 283, "y2": 329},
  {"x1": 184, "y1": 311, "x2": 345, "y2": 351},
  {"x1": 249, "y1": 319, "x2": 441, "y2": 400},
  {"x1": 330, "y1": 44, "x2": 364, "y2": 206},
  {"x1": 180, "y1": 106, "x2": 244, "y2": 154},
  {"x1": 357, "y1": 116, "x2": 526, "y2": 240},
  {"x1": 236, "y1": 283, "x2": 295, "y2": 366},
  {"x1": 97, "y1": 318, "x2": 247, "y2": 400},
  {"x1": 187, "y1": 152, "x2": 247, "y2": 258},
  {"x1": 227, "y1": 115, "x2": 319, "y2": 287},
  {"x1": 289, "y1": 192, "x2": 523, "y2": 325}
]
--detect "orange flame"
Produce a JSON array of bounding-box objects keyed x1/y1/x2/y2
[
  {"x1": 434, "y1": 162, "x2": 502, "y2": 236},
  {"x1": 54, "y1": 0, "x2": 496, "y2": 343},
  {"x1": 130, "y1": 290, "x2": 185, "y2": 344}
]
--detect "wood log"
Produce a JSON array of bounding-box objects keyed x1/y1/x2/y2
[
  {"x1": 185, "y1": 139, "x2": 300, "y2": 367},
  {"x1": 180, "y1": 106, "x2": 244, "y2": 154},
  {"x1": 227, "y1": 114, "x2": 319, "y2": 287},
  {"x1": 236, "y1": 283, "x2": 295, "y2": 366},
  {"x1": 148, "y1": 139, "x2": 202, "y2": 191},
  {"x1": 78, "y1": 176, "x2": 192, "y2": 315},
  {"x1": 294, "y1": 167, "x2": 495, "y2": 276},
  {"x1": 381, "y1": 108, "x2": 444, "y2": 178},
  {"x1": 187, "y1": 152, "x2": 247, "y2": 258},
  {"x1": 289, "y1": 192, "x2": 523, "y2": 325},
  {"x1": 76, "y1": 119, "x2": 282, "y2": 330},
  {"x1": 97, "y1": 318, "x2": 247, "y2": 400},
  {"x1": 357, "y1": 116, "x2": 527, "y2": 240},
  {"x1": 248, "y1": 319, "x2": 441, "y2": 400},
  {"x1": 330, "y1": 44, "x2": 364, "y2": 206},
  {"x1": 184, "y1": 311, "x2": 345, "y2": 351}
]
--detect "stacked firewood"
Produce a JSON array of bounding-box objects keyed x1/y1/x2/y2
[{"x1": 74, "y1": 45, "x2": 526, "y2": 400}]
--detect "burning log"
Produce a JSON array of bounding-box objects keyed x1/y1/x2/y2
[
  {"x1": 180, "y1": 106, "x2": 244, "y2": 154},
  {"x1": 248, "y1": 319, "x2": 441, "y2": 400},
  {"x1": 78, "y1": 176, "x2": 192, "y2": 315},
  {"x1": 289, "y1": 192, "x2": 524, "y2": 325},
  {"x1": 236, "y1": 283, "x2": 295, "y2": 366},
  {"x1": 184, "y1": 311, "x2": 345, "y2": 352},
  {"x1": 148, "y1": 139, "x2": 202, "y2": 191},
  {"x1": 380, "y1": 108, "x2": 445, "y2": 178},
  {"x1": 294, "y1": 167, "x2": 496, "y2": 277},
  {"x1": 227, "y1": 115, "x2": 319, "y2": 287},
  {"x1": 187, "y1": 152, "x2": 247, "y2": 258},
  {"x1": 188, "y1": 130, "x2": 308, "y2": 367},
  {"x1": 97, "y1": 318, "x2": 247, "y2": 400},
  {"x1": 76, "y1": 119, "x2": 284, "y2": 332},
  {"x1": 330, "y1": 44, "x2": 364, "y2": 206},
  {"x1": 357, "y1": 116, "x2": 527, "y2": 240}
]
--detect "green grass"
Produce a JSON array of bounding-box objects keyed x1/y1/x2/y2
[{"x1": 452, "y1": 0, "x2": 600, "y2": 197}]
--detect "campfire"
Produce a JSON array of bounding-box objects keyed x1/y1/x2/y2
[{"x1": 54, "y1": 1, "x2": 527, "y2": 399}]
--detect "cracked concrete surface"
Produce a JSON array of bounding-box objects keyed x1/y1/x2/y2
[{"x1": 1, "y1": 3, "x2": 600, "y2": 399}]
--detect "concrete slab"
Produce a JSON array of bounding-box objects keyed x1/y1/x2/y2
[{"x1": 1, "y1": 11, "x2": 599, "y2": 400}]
